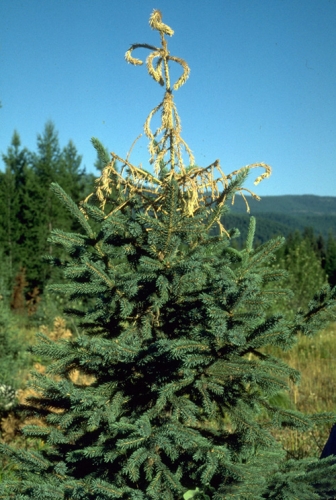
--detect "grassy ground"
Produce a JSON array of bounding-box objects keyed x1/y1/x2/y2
[{"x1": 263, "y1": 321, "x2": 336, "y2": 459}]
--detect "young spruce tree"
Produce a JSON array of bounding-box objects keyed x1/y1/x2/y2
[{"x1": 1, "y1": 10, "x2": 336, "y2": 499}]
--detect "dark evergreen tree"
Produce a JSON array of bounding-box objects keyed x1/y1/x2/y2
[
  {"x1": 326, "y1": 232, "x2": 336, "y2": 289},
  {"x1": 301, "y1": 227, "x2": 327, "y2": 269},
  {"x1": 1, "y1": 10, "x2": 336, "y2": 499},
  {"x1": 32, "y1": 124, "x2": 92, "y2": 289},
  {"x1": 0, "y1": 123, "x2": 95, "y2": 294},
  {"x1": 316, "y1": 234, "x2": 326, "y2": 269},
  {"x1": 31, "y1": 121, "x2": 75, "y2": 247},
  {"x1": 0, "y1": 131, "x2": 32, "y2": 284},
  {"x1": 58, "y1": 140, "x2": 84, "y2": 202}
]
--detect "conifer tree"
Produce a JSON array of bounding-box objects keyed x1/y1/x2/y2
[
  {"x1": 0, "y1": 123, "x2": 95, "y2": 292},
  {"x1": 326, "y1": 232, "x2": 336, "y2": 289},
  {"x1": 2, "y1": 10, "x2": 336, "y2": 499},
  {"x1": 0, "y1": 131, "x2": 32, "y2": 282},
  {"x1": 270, "y1": 234, "x2": 327, "y2": 319}
]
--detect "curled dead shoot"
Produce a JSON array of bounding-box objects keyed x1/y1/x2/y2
[{"x1": 125, "y1": 9, "x2": 193, "y2": 176}]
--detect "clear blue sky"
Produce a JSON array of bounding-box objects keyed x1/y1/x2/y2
[{"x1": 1, "y1": 0, "x2": 335, "y2": 197}]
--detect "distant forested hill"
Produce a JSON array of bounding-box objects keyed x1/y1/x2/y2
[
  {"x1": 219, "y1": 195, "x2": 336, "y2": 246},
  {"x1": 228, "y1": 194, "x2": 336, "y2": 215}
]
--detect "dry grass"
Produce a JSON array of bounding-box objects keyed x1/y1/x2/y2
[
  {"x1": 1, "y1": 317, "x2": 95, "y2": 445},
  {"x1": 263, "y1": 322, "x2": 336, "y2": 459}
]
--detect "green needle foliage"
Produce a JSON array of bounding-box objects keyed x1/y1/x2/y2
[{"x1": 1, "y1": 9, "x2": 336, "y2": 499}]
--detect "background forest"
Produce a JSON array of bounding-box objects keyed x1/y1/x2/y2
[
  {"x1": 1, "y1": 122, "x2": 336, "y2": 306},
  {"x1": 1, "y1": 122, "x2": 336, "y2": 483}
]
